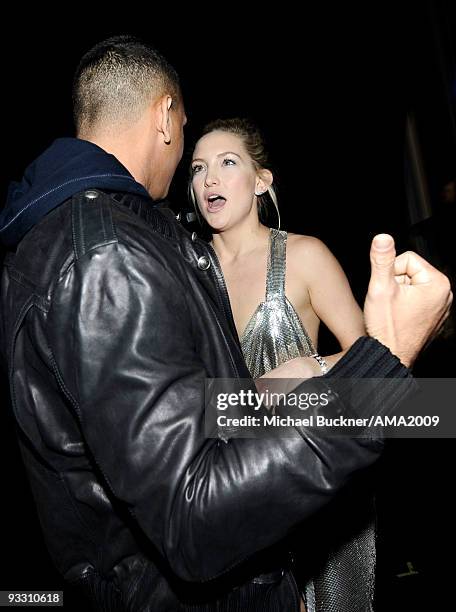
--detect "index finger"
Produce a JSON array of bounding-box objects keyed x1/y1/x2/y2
[{"x1": 394, "y1": 251, "x2": 434, "y2": 284}]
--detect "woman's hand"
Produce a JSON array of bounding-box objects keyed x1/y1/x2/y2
[
  {"x1": 255, "y1": 355, "x2": 326, "y2": 399},
  {"x1": 259, "y1": 355, "x2": 323, "y2": 380}
]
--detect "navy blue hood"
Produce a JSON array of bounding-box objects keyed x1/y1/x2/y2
[{"x1": 0, "y1": 137, "x2": 151, "y2": 248}]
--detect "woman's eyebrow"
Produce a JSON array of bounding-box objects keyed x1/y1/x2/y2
[
  {"x1": 192, "y1": 151, "x2": 242, "y2": 162},
  {"x1": 217, "y1": 151, "x2": 242, "y2": 158}
]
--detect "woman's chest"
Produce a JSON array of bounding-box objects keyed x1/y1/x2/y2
[{"x1": 221, "y1": 259, "x2": 316, "y2": 341}]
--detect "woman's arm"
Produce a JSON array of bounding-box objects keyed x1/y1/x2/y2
[
  {"x1": 264, "y1": 236, "x2": 365, "y2": 379},
  {"x1": 296, "y1": 236, "x2": 364, "y2": 343}
]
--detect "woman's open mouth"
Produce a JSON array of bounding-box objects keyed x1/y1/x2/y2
[{"x1": 207, "y1": 195, "x2": 226, "y2": 212}]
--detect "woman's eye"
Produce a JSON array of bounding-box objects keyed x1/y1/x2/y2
[
  {"x1": 191, "y1": 164, "x2": 203, "y2": 175},
  {"x1": 223, "y1": 158, "x2": 236, "y2": 166}
]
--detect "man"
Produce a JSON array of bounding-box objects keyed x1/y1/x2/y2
[{"x1": 0, "y1": 36, "x2": 451, "y2": 611}]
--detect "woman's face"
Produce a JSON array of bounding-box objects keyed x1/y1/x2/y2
[{"x1": 191, "y1": 131, "x2": 262, "y2": 232}]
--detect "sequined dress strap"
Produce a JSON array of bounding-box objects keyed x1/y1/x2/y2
[{"x1": 265, "y1": 229, "x2": 287, "y2": 300}]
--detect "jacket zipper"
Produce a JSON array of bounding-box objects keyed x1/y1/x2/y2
[
  {"x1": 286, "y1": 570, "x2": 304, "y2": 612},
  {"x1": 205, "y1": 242, "x2": 242, "y2": 352}
]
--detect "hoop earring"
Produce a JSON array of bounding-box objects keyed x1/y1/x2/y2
[
  {"x1": 267, "y1": 187, "x2": 281, "y2": 231},
  {"x1": 188, "y1": 183, "x2": 204, "y2": 226},
  {"x1": 256, "y1": 188, "x2": 281, "y2": 231}
]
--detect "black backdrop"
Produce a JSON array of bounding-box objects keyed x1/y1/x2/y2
[{"x1": 1, "y1": 3, "x2": 455, "y2": 610}]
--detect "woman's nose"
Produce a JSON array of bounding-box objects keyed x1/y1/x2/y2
[{"x1": 204, "y1": 169, "x2": 219, "y2": 187}]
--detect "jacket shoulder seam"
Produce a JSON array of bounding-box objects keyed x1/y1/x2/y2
[{"x1": 71, "y1": 190, "x2": 118, "y2": 260}]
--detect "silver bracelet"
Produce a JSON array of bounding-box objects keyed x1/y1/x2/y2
[{"x1": 310, "y1": 353, "x2": 329, "y2": 374}]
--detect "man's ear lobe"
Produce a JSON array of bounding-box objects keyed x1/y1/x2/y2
[{"x1": 158, "y1": 95, "x2": 173, "y2": 144}]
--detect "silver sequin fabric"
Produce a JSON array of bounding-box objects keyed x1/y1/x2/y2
[{"x1": 240, "y1": 229, "x2": 316, "y2": 379}]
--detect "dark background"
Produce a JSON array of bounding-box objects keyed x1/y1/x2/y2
[{"x1": 1, "y1": 3, "x2": 455, "y2": 609}]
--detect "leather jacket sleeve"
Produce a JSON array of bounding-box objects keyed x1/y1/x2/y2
[{"x1": 47, "y1": 236, "x2": 412, "y2": 583}]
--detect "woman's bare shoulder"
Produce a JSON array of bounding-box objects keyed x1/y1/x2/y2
[
  {"x1": 286, "y1": 233, "x2": 332, "y2": 260},
  {"x1": 285, "y1": 233, "x2": 345, "y2": 287}
]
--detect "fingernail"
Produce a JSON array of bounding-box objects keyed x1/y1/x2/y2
[{"x1": 373, "y1": 234, "x2": 394, "y2": 250}]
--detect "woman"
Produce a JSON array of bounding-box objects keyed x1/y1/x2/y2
[
  {"x1": 190, "y1": 118, "x2": 365, "y2": 376},
  {"x1": 190, "y1": 118, "x2": 376, "y2": 612}
]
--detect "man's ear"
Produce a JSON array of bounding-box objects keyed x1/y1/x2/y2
[
  {"x1": 255, "y1": 169, "x2": 273, "y2": 194},
  {"x1": 157, "y1": 95, "x2": 173, "y2": 144}
]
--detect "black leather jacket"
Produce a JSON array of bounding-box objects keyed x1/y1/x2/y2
[{"x1": 1, "y1": 190, "x2": 413, "y2": 611}]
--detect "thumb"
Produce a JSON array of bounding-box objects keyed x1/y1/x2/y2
[{"x1": 369, "y1": 233, "x2": 396, "y2": 289}]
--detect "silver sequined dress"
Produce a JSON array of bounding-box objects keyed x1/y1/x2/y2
[
  {"x1": 239, "y1": 228, "x2": 376, "y2": 612},
  {"x1": 240, "y1": 229, "x2": 316, "y2": 378}
]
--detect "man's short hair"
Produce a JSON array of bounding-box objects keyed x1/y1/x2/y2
[{"x1": 73, "y1": 35, "x2": 181, "y2": 133}]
